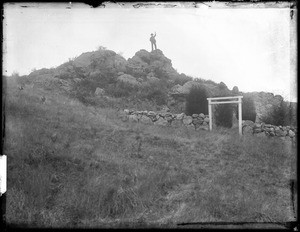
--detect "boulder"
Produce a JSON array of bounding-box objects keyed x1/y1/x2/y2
[
  {"x1": 154, "y1": 117, "x2": 169, "y2": 126},
  {"x1": 140, "y1": 115, "x2": 153, "y2": 124},
  {"x1": 172, "y1": 119, "x2": 183, "y2": 127},
  {"x1": 186, "y1": 124, "x2": 195, "y2": 130},
  {"x1": 176, "y1": 113, "x2": 185, "y2": 120},
  {"x1": 192, "y1": 114, "x2": 199, "y2": 118},
  {"x1": 243, "y1": 120, "x2": 255, "y2": 127},
  {"x1": 117, "y1": 74, "x2": 141, "y2": 86},
  {"x1": 128, "y1": 114, "x2": 139, "y2": 123},
  {"x1": 124, "y1": 109, "x2": 130, "y2": 115},
  {"x1": 199, "y1": 113, "x2": 205, "y2": 118},
  {"x1": 254, "y1": 132, "x2": 266, "y2": 138},
  {"x1": 95, "y1": 87, "x2": 105, "y2": 96},
  {"x1": 253, "y1": 128, "x2": 263, "y2": 133},
  {"x1": 192, "y1": 118, "x2": 204, "y2": 126},
  {"x1": 288, "y1": 130, "x2": 295, "y2": 138},
  {"x1": 204, "y1": 117, "x2": 210, "y2": 123},
  {"x1": 243, "y1": 125, "x2": 253, "y2": 135},
  {"x1": 196, "y1": 125, "x2": 209, "y2": 131},
  {"x1": 183, "y1": 116, "x2": 193, "y2": 125}
]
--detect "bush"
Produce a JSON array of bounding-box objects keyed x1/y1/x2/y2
[
  {"x1": 107, "y1": 82, "x2": 139, "y2": 98},
  {"x1": 235, "y1": 96, "x2": 256, "y2": 122},
  {"x1": 261, "y1": 100, "x2": 287, "y2": 126},
  {"x1": 215, "y1": 104, "x2": 233, "y2": 128},
  {"x1": 138, "y1": 80, "x2": 168, "y2": 106},
  {"x1": 185, "y1": 85, "x2": 208, "y2": 115}
]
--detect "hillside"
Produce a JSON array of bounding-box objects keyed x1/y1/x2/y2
[
  {"x1": 13, "y1": 47, "x2": 297, "y2": 126},
  {"x1": 4, "y1": 72, "x2": 297, "y2": 228}
]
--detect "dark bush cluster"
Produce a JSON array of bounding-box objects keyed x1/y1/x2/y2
[
  {"x1": 261, "y1": 100, "x2": 287, "y2": 126},
  {"x1": 235, "y1": 95, "x2": 257, "y2": 122},
  {"x1": 185, "y1": 85, "x2": 208, "y2": 116}
]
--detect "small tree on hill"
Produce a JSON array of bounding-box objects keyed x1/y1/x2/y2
[
  {"x1": 235, "y1": 95, "x2": 256, "y2": 122},
  {"x1": 185, "y1": 85, "x2": 208, "y2": 116},
  {"x1": 214, "y1": 82, "x2": 233, "y2": 128},
  {"x1": 261, "y1": 100, "x2": 287, "y2": 126}
]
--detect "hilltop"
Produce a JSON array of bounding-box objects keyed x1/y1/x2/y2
[{"x1": 11, "y1": 47, "x2": 297, "y2": 126}]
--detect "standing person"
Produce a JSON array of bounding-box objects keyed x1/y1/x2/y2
[{"x1": 150, "y1": 32, "x2": 157, "y2": 51}]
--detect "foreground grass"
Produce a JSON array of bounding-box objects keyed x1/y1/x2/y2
[{"x1": 4, "y1": 80, "x2": 297, "y2": 228}]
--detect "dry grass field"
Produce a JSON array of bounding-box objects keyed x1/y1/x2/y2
[{"x1": 4, "y1": 78, "x2": 297, "y2": 229}]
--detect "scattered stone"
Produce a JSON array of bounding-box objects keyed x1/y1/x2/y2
[
  {"x1": 128, "y1": 114, "x2": 139, "y2": 123},
  {"x1": 176, "y1": 113, "x2": 185, "y2": 120},
  {"x1": 254, "y1": 132, "x2": 266, "y2": 138},
  {"x1": 154, "y1": 117, "x2": 169, "y2": 126},
  {"x1": 124, "y1": 109, "x2": 130, "y2": 115},
  {"x1": 140, "y1": 115, "x2": 152, "y2": 124},
  {"x1": 199, "y1": 113, "x2": 205, "y2": 118},
  {"x1": 204, "y1": 117, "x2": 210, "y2": 123},
  {"x1": 172, "y1": 119, "x2": 183, "y2": 127},
  {"x1": 192, "y1": 114, "x2": 198, "y2": 118},
  {"x1": 186, "y1": 124, "x2": 195, "y2": 130},
  {"x1": 196, "y1": 125, "x2": 209, "y2": 131},
  {"x1": 243, "y1": 125, "x2": 253, "y2": 135},
  {"x1": 243, "y1": 120, "x2": 255, "y2": 127},
  {"x1": 183, "y1": 116, "x2": 193, "y2": 125},
  {"x1": 289, "y1": 130, "x2": 295, "y2": 138},
  {"x1": 95, "y1": 87, "x2": 105, "y2": 96}
]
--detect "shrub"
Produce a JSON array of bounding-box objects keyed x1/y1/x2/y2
[
  {"x1": 235, "y1": 96, "x2": 256, "y2": 122},
  {"x1": 261, "y1": 100, "x2": 287, "y2": 126},
  {"x1": 215, "y1": 104, "x2": 233, "y2": 128},
  {"x1": 185, "y1": 85, "x2": 208, "y2": 115},
  {"x1": 138, "y1": 80, "x2": 168, "y2": 106}
]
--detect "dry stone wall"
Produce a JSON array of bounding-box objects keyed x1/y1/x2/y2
[
  {"x1": 122, "y1": 109, "x2": 297, "y2": 138},
  {"x1": 123, "y1": 109, "x2": 210, "y2": 131},
  {"x1": 242, "y1": 120, "x2": 297, "y2": 138}
]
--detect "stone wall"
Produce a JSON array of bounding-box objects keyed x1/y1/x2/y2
[
  {"x1": 122, "y1": 109, "x2": 297, "y2": 138},
  {"x1": 242, "y1": 120, "x2": 297, "y2": 138},
  {"x1": 122, "y1": 109, "x2": 210, "y2": 131}
]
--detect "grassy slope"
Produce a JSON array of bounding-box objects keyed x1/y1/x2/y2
[{"x1": 4, "y1": 78, "x2": 297, "y2": 228}]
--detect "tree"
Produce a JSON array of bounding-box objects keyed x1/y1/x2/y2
[
  {"x1": 235, "y1": 95, "x2": 256, "y2": 122},
  {"x1": 215, "y1": 104, "x2": 233, "y2": 128},
  {"x1": 261, "y1": 100, "x2": 287, "y2": 126},
  {"x1": 185, "y1": 85, "x2": 208, "y2": 115},
  {"x1": 214, "y1": 82, "x2": 233, "y2": 128}
]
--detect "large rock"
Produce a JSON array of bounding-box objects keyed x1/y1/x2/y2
[
  {"x1": 172, "y1": 119, "x2": 183, "y2": 127},
  {"x1": 95, "y1": 87, "x2": 105, "y2": 96},
  {"x1": 117, "y1": 74, "x2": 141, "y2": 86},
  {"x1": 154, "y1": 117, "x2": 169, "y2": 126},
  {"x1": 243, "y1": 120, "x2": 255, "y2": 127},
  {"x1": 176, "y1": 113, "x2": 185, "y2": 120},
  {"x1": 204, "y1": 117, "x2": 210, "y2": 123},
  {"x1": 243, "y1": 125, "x2": 253, "y2": 135},
  {"x1": 183, "y1": 116, "x2": 193, "y2": 125},
  {"x1": 192, "y1": 118, "x2": 204, "y2": 126},
  {"x1": 128, "y1": 114, "x2": 139, "y2": 123},
  {"x1": 288, "y1": 130, "x2": 295, "y2": 138},
  {"x1": 140, "y1": 115, "x2": 153, "y2": 124}
]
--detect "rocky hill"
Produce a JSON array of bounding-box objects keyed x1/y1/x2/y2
[{"x1": 13, "y1": 47, "x2": 297, "y2": 126}]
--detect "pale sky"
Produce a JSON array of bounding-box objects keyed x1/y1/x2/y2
[{"x1": 3, "y1": 2, "x2": 297, "y2": 102}]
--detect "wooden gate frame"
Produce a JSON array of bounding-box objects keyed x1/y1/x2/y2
[{"x1": 207, "y1": 96, "x2": 243, "y2": 135}]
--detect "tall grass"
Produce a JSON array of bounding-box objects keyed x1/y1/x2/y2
[{"x1": 5, "y1": 79, "x2": 297, "y2": 228}]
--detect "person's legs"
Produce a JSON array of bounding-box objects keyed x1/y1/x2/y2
[
  {"x1": 151, "y1": 43, "x2": 154, "y2": 51},
  {"x1": 154, "y1": 43, "x2": 157, "y2": 50}
]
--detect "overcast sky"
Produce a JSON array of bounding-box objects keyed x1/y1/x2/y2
[{"x1": 3, "y1": 2, "x2": 297, "y2": 102}]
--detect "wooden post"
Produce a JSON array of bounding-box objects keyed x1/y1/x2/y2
[
  {"x1": 208, "y1": 99, "x2": 212, "y2": 131},
  {"x1": 238, "y1": 97, "x2": 242, "y2": 135}
]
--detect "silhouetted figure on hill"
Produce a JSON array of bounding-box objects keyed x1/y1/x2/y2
[{"x1": 150, "y1": 32, "x2": 157, "y2": 51}]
